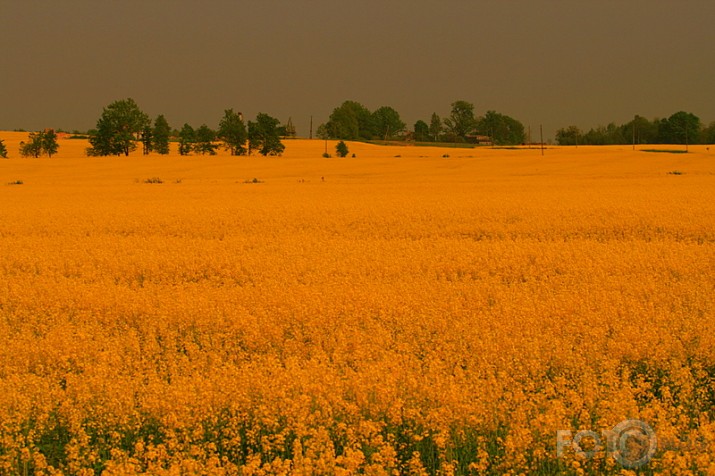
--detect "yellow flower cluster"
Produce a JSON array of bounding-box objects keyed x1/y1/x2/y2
[{"x1": 0, "y1": 136, "x2": 713, "y2": 474}]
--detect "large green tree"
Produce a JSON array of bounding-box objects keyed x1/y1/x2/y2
[
  {"x1": 414, "y1": 120, "x2": 429, "y2": 142},
  {"x1": 248, "y1": 113, "x2": 285, "y2": 156},
  {"x1": 555, "y1": 125, "x2": 582, "y2": 146},
  {"x1": 217, "y1": 109, "x2": 247, "y2": 155},
  {"x1": 477, "y1": 110, "x2": 525, "y2": 145},
  {"x1": 622, "y1": 115, "x2": 659, "y2": 145},
  {"x1": 658, "y1": 111, "x2": 701, "y2": 144},
  {"x1": 581, "y1": 123, "x2": 626, "y2": 145},
  {"x1": 88, "y1": 98, "x2": 150, "y2": 156},
  {"x1": 194, "y1": 125, "x2": 217, "y2": 155},
  {"x1": 326, "y1": 101, "x2": 374, "y2": 140},
  {"x1": 372, "y1": 106, "x2": 405, "y2": 140},
  {"x1": 178, "y1": 124, "x2": 195, "y2": 156},
  {"x1": 20, "y1": 130, "x2": 59, "y2": 157},
  {"x1": 20, "y1": 134, "x2": 42, "y2": 158},
  {"x1": 443, "y1": 100, "x2": 476, "y2": 142},
  {"x1": 702, "y1": 121, "x2": 715, "y2": 144},
  {"x1": 42, "y1": 129, "x2": 59, "y2": 157},
  {"x1": 152, "y1": 115, "x2": 171, "y2": 155}
]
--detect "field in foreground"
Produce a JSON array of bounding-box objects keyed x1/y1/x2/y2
[{"x1": 1, "y1": 134, "x2": 714, "y2": 475}]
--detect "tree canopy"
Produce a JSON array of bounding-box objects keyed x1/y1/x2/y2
[
  {"x1": 20, "y1": 130, "x2": 59, "y2": 158},
  {"x1": 152, "y1": 115, "x2": 171, "y2": 155},
  {"x1": 42, "y1": 129, "x2": 59, "y2": 157},
  {"x1": 248, "y1": 113, "x2": 285, "y2": 156},
  {"x1": 477, "y1": 111, "x2": 525, "y2": 145},
  {"x1": 443, "y1": 100, "x2": 476, "y2": 142},
  {"x1": 141, "y1": 125, "x2": 153, "y2": 155},
  {"x1": 372, "y1": 106, "x2": 405, "y2": 140},
  {"x1": 659, "y1": 111, "x2": 701, "y2": 144},
  {"x1": 194, "y1": 125, "x2": 217, "y2": 155},
  {"x1": 88, "y1": 98, "x2": 150, "y2": 156},
  {"x1": 335, "y1": 140, "x2": 349, "y2": 158},
  {"x1": 20, "y1": 132, "x2": 42, "y2": 158},
  {"x1": 325, "y1": 101, "x2": 374, "y2": 140},
  {"x1": 556, "y1": 111, "x2": 705, "y2": 145},
  {"x1": 414, "y1": 120, "x2": 429, "y2": 142},
  {"x1": 555, "y1": 125, "x2": 582, "y2": 146},
  {"x1": 218, "y1": 109, "x2": 247, "y2": 156},
  {"x1": 703, "y1": 122, "x2": 715, "y2": 144},
  {"x1": 178, "y1": 124, "x2": 195, "y2": 156}
]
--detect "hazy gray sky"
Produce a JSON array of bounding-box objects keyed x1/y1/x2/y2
[{"x1": 2, "y1": 1, "x2": 713, "y2": 138}]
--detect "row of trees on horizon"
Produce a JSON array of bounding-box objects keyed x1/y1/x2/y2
[
  {"x1": 556, "y1": 111, "x2": 715, "y2": 146},
  {"x1": 86, "y1": 99, "x2": 286, "y2": 157},
  {"x1": 2, "y1": 99, "x2": 714, "y2": 159},
  {"x1": 0, "y1": 99, "x2": 289, "y2": 159},
  {"x1": 317, "y1": 100, "x2": 527, "y2": 146},
  {"x1": 1, "y1": 98, "x2": 531, "y2": 158},
  {"x1": 321, "y1": 101, "x2": 714, "y2": 146}
]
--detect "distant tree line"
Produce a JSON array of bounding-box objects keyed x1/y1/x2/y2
[
  {"x1": 319, "y1": 99, "x2": 527, "y2": 145},
  {"x1": 86, "y1": 98, "x2": 286, "y2": 157},
  {"x1": 556, "y1": 111, "x2": 715, "y2": 146},
  {"x1": 5, "y1": 101, "x2": 712, "y2": 159}
]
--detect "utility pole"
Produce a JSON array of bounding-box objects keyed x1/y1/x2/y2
[
  {"x1": 540, "y1": 124, "x2": 544, "y2": 156},
  {"x1": 310, "y1": 116, "x2": 313, "y2": 140}
]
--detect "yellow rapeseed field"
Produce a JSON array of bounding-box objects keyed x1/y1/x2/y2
[{"x1": 0, "y1": 132, "x2": 713, "y2": 475}]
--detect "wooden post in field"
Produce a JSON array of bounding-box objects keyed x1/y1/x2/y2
[{"x1": 540, "y1": 125, "x2": 544, "y2": 156}]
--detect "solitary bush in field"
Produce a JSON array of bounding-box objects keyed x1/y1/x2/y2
[
  {"x1": 0, "y1": 139, "x2": 7, "y2": 158},
  {"x1": 336, "y1": 140, "x2": 349, "y2": 158}
]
